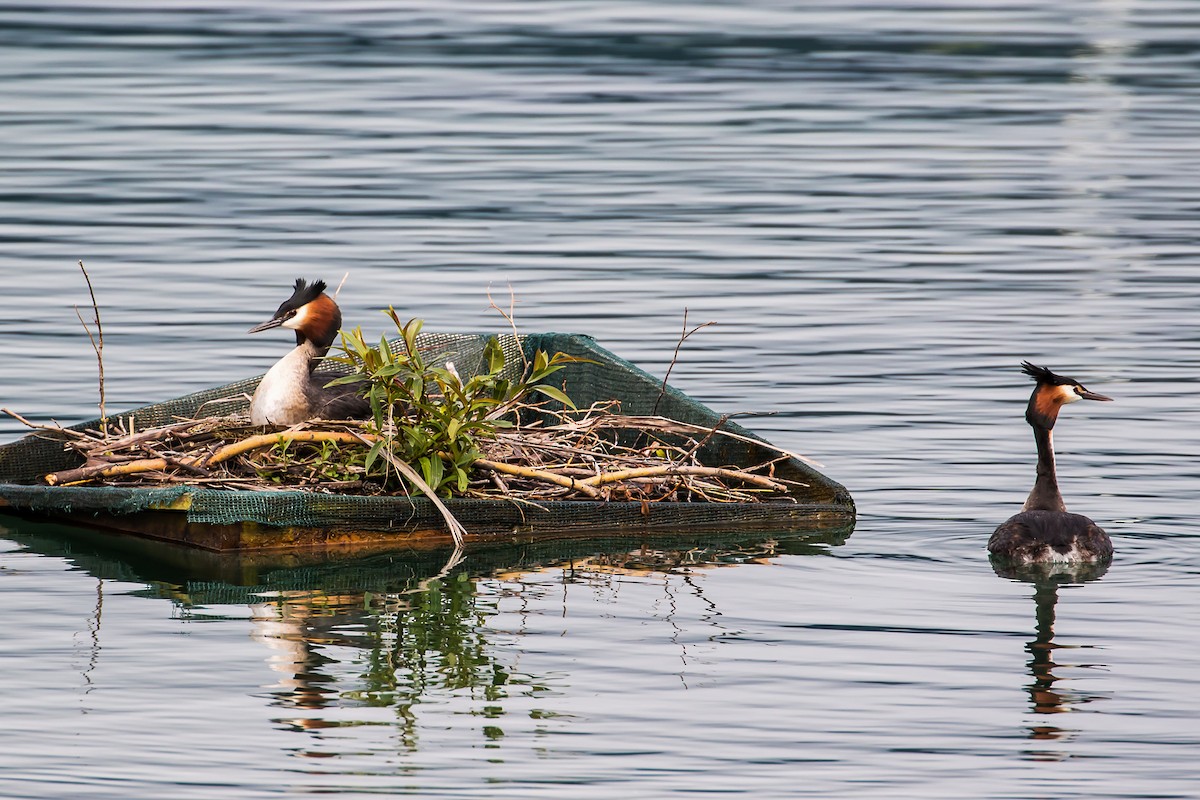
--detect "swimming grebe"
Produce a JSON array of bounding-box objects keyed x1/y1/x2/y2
[
  {"x1": 247, "y1": 278, "x2": 369, "y2": 426},
  {"x1": 988, "y1": 362, "x2": 1114, "y2": 564}
]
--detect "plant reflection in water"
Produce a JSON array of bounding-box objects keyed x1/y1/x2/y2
[
  {"x1": 235, "y1": 532, "x2": 846, "y2": 742},
  {"x1": 1, "y1": 519, "x2": 847, "y2": 755},
  {"x1": 0, "y1": 521, "x2": 837, "y2": 751}
]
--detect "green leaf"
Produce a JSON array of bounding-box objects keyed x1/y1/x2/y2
[
  {"x1": 484, "y1": 337, "x2": 505, "y2": 375},
  {"x1": 364, "y1": 440, "x2": 384, "y2": 473},
  {"x1": 347, "y1": 327, "x2": 370, "y2": 358},
  {"x1": 369, "y1": 393, "x2": 386, "y2": 430},
  {"x1": 531, "y1": 384, "x2": 577, "y2": 409},
  {"x1": 402, "y1": 318, "x2": 423, "y2": 355},
  {"x1": 419, "y1": 456, "x2": 444, "y2": 492},
  {"x1": 550, "y1": 353, "x2": 598, "y2": 366},
  {"x1": 531, "y1": 363, "x2": 567, "y2": 381},
  {"x1": 327, "y1": 310, "x2": 595, "y2": 497},
  {"x1": 374, "y1": 363, "x2": 407, "y2": 379}
]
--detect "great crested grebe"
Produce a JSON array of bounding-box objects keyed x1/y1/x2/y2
[
  {"x1": 988, "y1": 362, "x2": 1114, "y2": 565},
  {"x1": 247, "y1": 278, "x2": 369, "y2": 426}
]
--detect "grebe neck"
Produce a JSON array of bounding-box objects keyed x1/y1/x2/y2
[{"x1": 1023, "y1": 425, "x2": 1066, "y2": 513}]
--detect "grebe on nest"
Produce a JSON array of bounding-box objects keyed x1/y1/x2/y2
[
  {"x1": 988, "y1": 362, "x2": 1114, "y2": 565},
  {"x1": 247, "y1": 278, "x2": 369, "y2": 426}
]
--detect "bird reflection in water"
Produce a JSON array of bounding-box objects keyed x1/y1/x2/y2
[
  {"x1": 991, "y1": 559, "x2": 1110, "y2": 760},
  {"x1": 250, "y1": 592, "x2": 365, "y2": 730}
]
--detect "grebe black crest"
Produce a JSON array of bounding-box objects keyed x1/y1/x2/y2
[
  {"x1": 987, "y1": 362, "x2": 1114, "y2": 566},
  {"x1": 247, "y1": 278, "x2": 369, "y2": 426}
]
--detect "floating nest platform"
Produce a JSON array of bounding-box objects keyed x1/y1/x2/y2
[{"x1": 0, "y1": 333, "x2": 854, "y2": 553}]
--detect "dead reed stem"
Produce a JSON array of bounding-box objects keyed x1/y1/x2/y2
[{"x1": 74, "y1": 261, "x2": 108, "y2": 437}]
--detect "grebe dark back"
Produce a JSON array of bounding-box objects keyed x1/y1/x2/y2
[
  {"x1": 988, "y1": 362, "x2": 1114, "y2": 565},
  {"x1": 247, "y1": 278, "x2": 369, "y2": 426}
]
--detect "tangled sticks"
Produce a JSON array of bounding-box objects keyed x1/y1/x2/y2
[{"x1": 31, "y1": 405, "x2": 804, "y2": 505}]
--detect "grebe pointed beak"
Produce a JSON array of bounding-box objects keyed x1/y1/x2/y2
[
  {"x1": 248, "y1": 316, "x2": 285, "y2": 334},
  {"x1": 1080, "y1": 389, "x2": 1113, "y2": 402}
]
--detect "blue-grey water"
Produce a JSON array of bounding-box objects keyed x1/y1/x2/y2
[{"x1": 3, "y1": 1, "x2": 1200, "y2": 797}]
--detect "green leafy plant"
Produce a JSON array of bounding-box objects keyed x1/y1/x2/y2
[{"x1": 325, "y1": 307, "x2": 588, "y2": 497}]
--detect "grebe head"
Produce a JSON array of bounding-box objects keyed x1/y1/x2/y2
[
  {"x1": 1021, "y1": 361, "x2": 1112, "y2": 429},
  {"x1": 248, "y1": 278, "x2": 342, "y2": 348}
]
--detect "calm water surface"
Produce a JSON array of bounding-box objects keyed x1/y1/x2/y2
[{"x1": 3, "y1": 2, "x2": 1200, "y2": 797}]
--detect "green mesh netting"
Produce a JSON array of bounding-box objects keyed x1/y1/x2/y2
[{"x1": 0, "y1": 332, "x2": 854, "y2": 534}]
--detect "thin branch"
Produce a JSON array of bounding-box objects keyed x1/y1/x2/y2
[
  {"x1": 75, "y1": 261, "x2": 107, "y2": 437},
  {"x1": 679, "y1": 412, "x2": 732, "y2": 462},
  {"x1": 38, "y1": 406, "x2": 808, "y2": 508},
  {"x1": 573, "y1": 414, "x2": 825, "y2": 468},
  {"x1": 652, "y1": 308, "x2": 715, "y2": 416},
  {"x1": 47, "y1": 457, "x2": 172, "y2": 485},
  {"x1": 1, "y1": 408, "x2": 91, "y2": 440},
  {"x1": 205, "y1": 431, "x2": 377, "y2": 466},
  {"x1": 44, "y1": 430, "x2": 381, "y2": 485},
  {"x1": 579, "y1": 464, "x2": 789, "y2": 492},
  {"x1": 475, "y1": 458, "x2": 601, "y2": 498},
  {"x1": 486, "y1": 281, "x2": 528, "y2": 371}
]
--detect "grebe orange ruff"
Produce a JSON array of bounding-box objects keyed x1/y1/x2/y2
[
  {"x1": 247, "y1": 278, "x2": 369, "y2": 426},
  {"x1": 988, "y1": 362, "x2": 1114, "y2": 565}
]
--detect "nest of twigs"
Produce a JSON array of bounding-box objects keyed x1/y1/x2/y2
[{"x1": 32, "y1": 402, "x2": 807, "y2": 506}]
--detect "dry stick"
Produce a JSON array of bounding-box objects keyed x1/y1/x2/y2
[
  {"x1": 474, "y1": 458, "x2": 601, "y2": 498},
  {"x1": 75, "y1": 261, "x2": 107, "y2": 437},
  {"x1": 475, "y1": 458, "x2": 784, "y2": 496},
  {"x1": 50, "y1": 457, "x2": 172, "y2": 485},
  {"x1": 651, "y1": 308, "x2": 716, "y2": 417},
  {"x1": 678, "y1": 412, "x2": 732, "y2": 463},
  {"x1": 46, "y1": 415, "x2": 799, "y2": 503},
  {"x1": 486, "y1": 281, "x2": 528, "y2": 371},
  {"x1": 46, "y1": 428, "x2": 468, "y2": 548},
  {"x1": 162, "y1": 456, "x2": 211, "y2": 478},
  {"x1": 44, "y1": 431, "x2": 380, "y2": 485},
  {"x1": 578, "y1": 415, "x2": 825, "y2": 469},
  {"x1": 491, "y1": 434, "x2": 648, "y2": 465},
  {"x1": 1, "y1": 407, "x2": 91, "y2": 440},
  {"x1": 205, "y1": 431, "x2": 377, "y2": 466},
  {"x1": 578, "y1": 465, "x2": 787, "y2": 492},
  {"x1": 78, "y1": 420, "x2": 199, "y2": 455}
]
